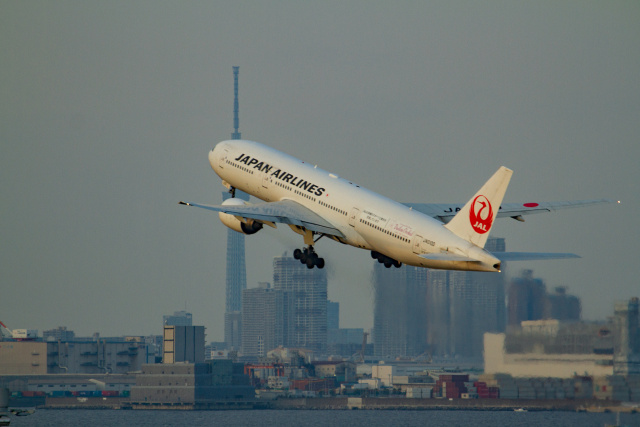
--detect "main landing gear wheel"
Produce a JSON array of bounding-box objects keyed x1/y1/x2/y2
[
  {"x1": 293, "y1": 247, "x2": 325, "y2": 269},
  {"x1": 371, "y1": 251, "x2": 402, "y2": 268}
]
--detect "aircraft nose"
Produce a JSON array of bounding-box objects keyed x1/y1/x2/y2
[{"x1": 208, "y1": 148, "x2": 216, "y2": 169}]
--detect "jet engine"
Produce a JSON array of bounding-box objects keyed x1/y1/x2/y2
[{"x1": 218, "y1": 198, "x2": 263, "y2": 235}]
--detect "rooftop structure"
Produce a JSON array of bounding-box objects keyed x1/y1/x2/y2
[{"x1": 163, "y1": 310, "x2": 193, "y2": 327}]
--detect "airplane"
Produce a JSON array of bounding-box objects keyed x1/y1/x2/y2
[{"x1": 180, "y1": 139, "x2": 615, "y2": 272}]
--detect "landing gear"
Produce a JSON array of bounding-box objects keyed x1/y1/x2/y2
[
  {"x1": 229, "y1": 186, "x2": 236, "y2": 198},
  {"x1": 371, "y1": 251, "x2": 402, "y2": 268},
  {"x1": 294, "y1": 246, "x2": 325, "y2": 269}
]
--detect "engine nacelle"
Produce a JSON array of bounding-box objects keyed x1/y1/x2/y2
[{"x1": 218, "y1": 198, "x2": 263, "y2": 235}]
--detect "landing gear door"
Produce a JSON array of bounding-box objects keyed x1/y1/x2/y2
[{"x1": 348, "y1": 208, "x2": 361, "y2": 227}]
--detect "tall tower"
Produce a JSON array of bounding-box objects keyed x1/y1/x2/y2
[
  {"x1": 231, "y1": 66, "x2": 241, "y2": 140},
  {"x1": 224, "y1": 66, "x2": 248, "y2": 350}
]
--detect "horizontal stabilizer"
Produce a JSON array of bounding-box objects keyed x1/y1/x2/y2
[
  {"x1": 404, "y1": 198, "x2": 617, "y2": 224},
  {"x1": 493, "y1": 252, "x2": 580, "y2": 261}
]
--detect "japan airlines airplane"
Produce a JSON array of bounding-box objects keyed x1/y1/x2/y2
[{"x1": 180, "y1": 140, "x2": 614, "y2": 272}]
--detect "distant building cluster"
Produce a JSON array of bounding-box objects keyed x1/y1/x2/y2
[
  {"x1": 241, "y1": 256, "x2": 329, "y2": 357},
  {"x1": 507, "y1": 269, "x2": 581, "y2": 326},
  {"x1": 373, "y1": 238, "x2": 507, "y2": 360}
]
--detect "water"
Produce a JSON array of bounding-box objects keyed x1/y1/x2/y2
[{"x1": 6, "y1": 409, "x2": 640, "y2": 427}]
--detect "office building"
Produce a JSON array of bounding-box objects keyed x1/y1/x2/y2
[{"x1": 241, "y1": 283, "x2": 288, "y2": 357}]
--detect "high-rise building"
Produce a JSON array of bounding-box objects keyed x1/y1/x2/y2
[
  {"x1": 507, "y1": 269, "x2": 547, "y2": 326},
  {"x1": 373, "y1": 262, "x2": 428, "y2": 358},
  {"x1": 223, "y1": 190, "x2": 250, "y2": 351},
  {"x1": 241, "y1": 283, "x2": 288, "y2": 357},
  {"x1": 544, "y1": 287, "x2": 581, "y2": 321},
  {"x1": 425, "y1": 269, "x2": 451, "y2": 356},
  {"x1": 163, "y1": 310, "x2": 193, "y2": 326},
  {"x1": 613, "y1": 297, "x2": 640, "y2": 375},
  {"x1": 426, "y1": 237, "x2": 506, "y2": 358},
  {"x1": 272, "y1": 256, "x2": 327, "y2": 353},
  {"x1": 327, "y1": 300, "x2": 340, "y2": 331}
]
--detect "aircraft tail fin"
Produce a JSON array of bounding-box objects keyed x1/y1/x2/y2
[{"x1": 444, "y1": 166, "x2": 513, "y2": 248}]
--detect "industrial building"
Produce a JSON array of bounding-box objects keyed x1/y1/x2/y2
[
  {"x1": 0, "y1": 339, "x2": 151, "y2": 375},
  {"x1": 484, "y1": 297, "x2": 639, "y2": 378},
  {"x1": 42, "y1": 326, "x2": 75, "y2": 342},
  {"x1": 162, "y1": 326, "x2": 205, "y2": 364},
  {"x1": 129, "y1": 360, "x2": 255, "y2": 408}
]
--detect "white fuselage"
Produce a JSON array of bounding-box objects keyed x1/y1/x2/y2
[{"x1": 209, "y1": 140, "x2": 500, "y2": 272}]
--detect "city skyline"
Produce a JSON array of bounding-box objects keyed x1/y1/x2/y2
[{"x1": 2, "y1": 2, "x2": 638, "y2": 338}]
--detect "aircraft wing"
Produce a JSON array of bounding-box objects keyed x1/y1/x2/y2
[
  {"x1": 404, "y1": 199, "x2": 617, "y2": 223},
  {"x1": 179, "y1": 199, "x2": 345, "y2": 238}
]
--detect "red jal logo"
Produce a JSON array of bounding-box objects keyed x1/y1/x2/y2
[{"x1": 469, "y1": 195, "x2": 493, "y2": 234}]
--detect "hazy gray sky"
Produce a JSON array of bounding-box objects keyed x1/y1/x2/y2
[{"x1": 2, "y1": 1, "x2": 638, "y2": 339}]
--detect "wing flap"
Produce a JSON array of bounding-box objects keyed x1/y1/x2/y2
[{"x1": 179, "y1": 199, "x2": 345, "y2": 237}]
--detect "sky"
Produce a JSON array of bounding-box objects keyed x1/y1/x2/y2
[{"x1": 1, "y1": 1, "x2": 639, "y2": 340}]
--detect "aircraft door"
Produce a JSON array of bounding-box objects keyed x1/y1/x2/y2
[
  {"x1": 348, "y1": 208, "x2": 361, "y2": 227},
  {"x1": 219, "y1": 149, "x2": 228, "y2": 169},
  {"x1": 412, "y1": 234, "x2": 429, "y2": 254}
]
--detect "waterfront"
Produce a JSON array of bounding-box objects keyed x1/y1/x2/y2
[{"x1": 6, "y1": 409, "x2": 640, "y2": 427}]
